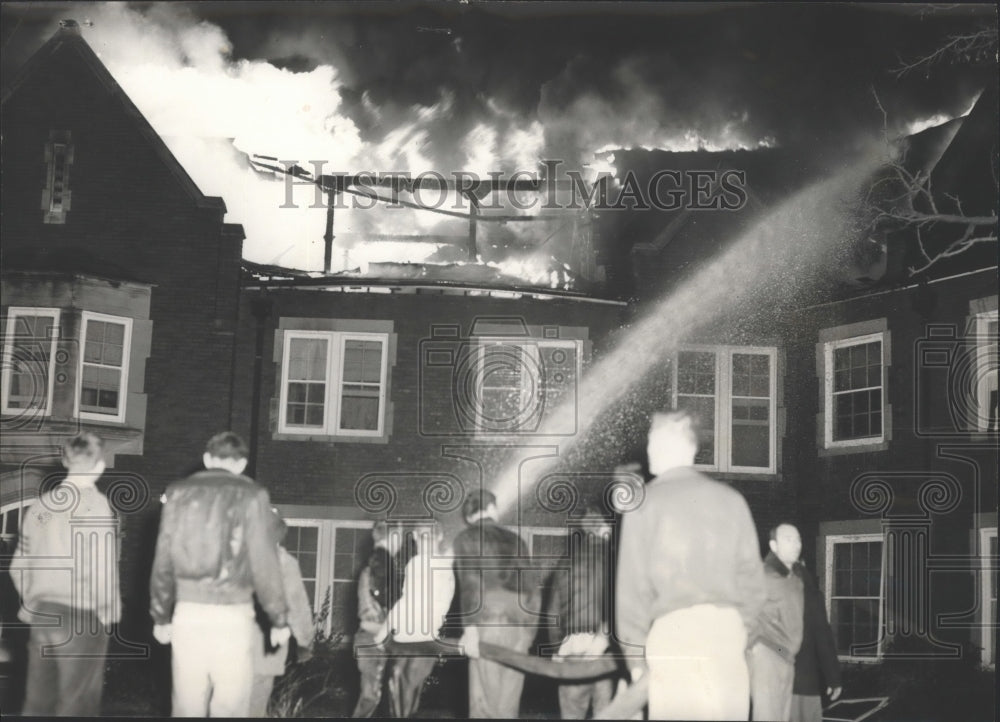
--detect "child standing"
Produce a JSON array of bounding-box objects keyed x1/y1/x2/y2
[{"x1": 10, "y1": 432, "x2": 121, "y2": 716}]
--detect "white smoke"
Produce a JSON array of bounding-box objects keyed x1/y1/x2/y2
[{"x1": 68, "y1": 3, "x2": 773, "y2": 274}]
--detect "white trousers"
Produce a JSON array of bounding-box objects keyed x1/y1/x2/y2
[
  {"x1": 645, "y1": 604, "x2": 750, "y2": 721},
  {"x1": 170, "y1": 601, "x2": 257, "y2": 718}
]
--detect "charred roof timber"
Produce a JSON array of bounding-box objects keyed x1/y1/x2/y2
[{"x1": 250, "y1": 156, "x2": 605, "y2": 273}]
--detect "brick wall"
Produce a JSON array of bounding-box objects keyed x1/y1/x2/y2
[{"x1": 1, "y1": 35, "x2": 244, "y2": 635}]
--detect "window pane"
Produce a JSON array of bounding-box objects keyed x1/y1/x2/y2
[
  {"x1": 288, "y1": 338, "x2": 327, "y2": 381},
  {"x1": 7, "y1": 314, "x2": 56, "y2": 411},
  {"x1": 831, "y1": 540, "x2": 883, "y2": 656},
  {"x1": 285, "y1": 378, "x2": 325, "y2": 428},
  {"x1": 731, "y1": 399, "x2": 769, "y2": 468},
  {"x1": 297, "y1": 551, "x2": 317, "y2": 579},
  {"x1": 340, "y1": 392, "x2": 380, "y2": 431},
  {"x1": 299, "y1": 526, "x2": 319, "y2": 549},
  {"x1": 676, "y1": 395, "x2": 715, "y2": 465},
  {"x1": 343, "y1": 340, "x2": 383, "y2": 384},
  {"x1": 85, "y1": 340, "x2": 102, "y2": 363},
  {"x1": 677, "y1": 351, "x2": 715, "y2": 395},
  {"x1": 335, "y1": 527, "x2": 355, "y2": 553}
]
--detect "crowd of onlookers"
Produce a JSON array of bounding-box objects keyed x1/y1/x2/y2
[{"x1": 6, "y1": 412, "x2": 842, "y2": 720}]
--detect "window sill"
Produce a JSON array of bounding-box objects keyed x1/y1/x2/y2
[
  {"x1": 819, "y1": 440, "x2": 889, "y2": 457},
  {"x1": 711, "y1": 471, "x2": 783, "y2": 483},
  {"x1": 272, "y1": 431, "x2": 389, "y2": 445},
  {"x1": 0, "y1": 417, "x2": 144, "y2": 463}
]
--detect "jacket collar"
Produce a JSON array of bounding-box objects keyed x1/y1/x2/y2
[{"x1": 764, "y1": 550, "x2": 792, "y2": 577}]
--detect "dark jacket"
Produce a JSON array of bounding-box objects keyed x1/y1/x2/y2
[
  {"x1": 792, "y1": 562, "x2": 842, "y2": 696},
  {"x1": 616, "y1": 466, "x2": 766, "y2": 668},
  {"x1": 547, "y1": 530, "x2": 613, "y2": 643},
  {"x1": 366, "y1": 544, "x2": 403, "y2": 613},
  {"x1": 149, "y1": 470, "x2": 288, "y2": 628},
  {"x1": 453, "y1": 519, "x2": 539, "y2": 625}
]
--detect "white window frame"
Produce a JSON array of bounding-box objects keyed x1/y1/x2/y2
[
  {"x1": 75, "y1": 311, "x2": 132, "y2": 423},
  {"x1": 471, "y1": 337, "x2": 582, "y2": 436},
  {"x1": 825, "y1": 532, "x2": 886, "y2": 662},
  {"x1": 980, "y1": 526, "x2": 997, "y2": 668},
  {"x1": 672, "y1": 345, "x2": 778, "y2": 474},
  {"x1": 823, "y1": 332, "x2": 886, "y2": 448},
  {"x1": 282, "y1": 517, "x2": 341, "y2": 637},
  {"x1": 0, "y1": 499, "x2": 32, "y2": 546},
  {"x1": 1, "y1": 307, "x2": 61, "y2": 417},
  {"x1": 973, "y1": 310, "x2": 998, "y2": 433},
  {"x1": 278, "y1": 330, "x2": 390, "y2": 437}
]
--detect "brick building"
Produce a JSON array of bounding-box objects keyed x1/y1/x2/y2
[
  {"x1": 620, "y1": 85, "x2": 997, "y2": 669},
  {"x1": 0, "y1": 21, "x2": 245, "y2": 644}
]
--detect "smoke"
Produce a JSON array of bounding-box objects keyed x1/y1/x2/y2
[{"x1": 4, "y1": 2, "x2": 991, "y2": 274}]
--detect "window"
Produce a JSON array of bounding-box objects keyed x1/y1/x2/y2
[
  {"x1": 471, "y1": 339, "x2": 580, "y2": 435},
  {"x1": 981, "y1": 527, "x2": 997, "y2": 667},
  {"x1": 672, "y1": 346, "x2": 777, "y2": 473},
  {"x1": 42, "y1": 130, "x2": 73, "y2": 224},
  {"x1": 2, "y1": 308, "x2": 60, "y2": 417},
  {"x1": 826, "y1": 534, "x2": 885, "y2": 660},
  {"x1": 974, "y1": 311, "x2": 998, "y2": 433},
  {"x1": 0, "y1": 500, "x2": 30, "y2": 552},
  {"x1": 824, "y1": 333, "x2": 885, "y2": 447},
  {"x1": 332, "y1": 524, "x2": 376, "y2": 634},
  {"x1": 279, "y1": 331, "x2": 389, "y2": 437},
  {"x1": 76, "y1": 312, "x2": 132, "y2": 422},
  {"x1": 285, "y1": 522, "x2": 321, "y2": 614}
]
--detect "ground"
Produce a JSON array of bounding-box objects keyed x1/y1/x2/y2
[{"x1": 1, "y1": 635, "x2": 994, "y2": 719}]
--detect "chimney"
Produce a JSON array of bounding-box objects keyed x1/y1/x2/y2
[{"x1": 58, "y1": 19, "x2": 81, "y2": 36}]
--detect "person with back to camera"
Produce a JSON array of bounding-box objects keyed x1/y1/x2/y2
[
  {"x1": 149, "y1": 431, "x2": 290, "y2": 717},
  {"x1": 453, "y1": 488, "x2": 540, "y2": 718},
  {"x1": 616, "y1": 411, "x2": 766, "y2": 721},
  {"x1": 11, "y1": 432, "x2": 121, "y2": 717}
]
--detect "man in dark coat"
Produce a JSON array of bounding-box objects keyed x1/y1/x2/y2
[
  {"x1": 353, "y1": 521, "x2": 404, "y2": 717},
  {"x1": 453, "y1": 488, "x2": 540, "y2": 718},
  {"x1": 546, "y1": 504, "x2": 617, "y2": 719},
  {"x1": 790, "y1": 561, "x2": 842, "y2": 722}
]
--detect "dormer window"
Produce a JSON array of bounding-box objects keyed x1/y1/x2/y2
[{"x1": 42, "y1": 130, "x2": 73, "y2": 224}]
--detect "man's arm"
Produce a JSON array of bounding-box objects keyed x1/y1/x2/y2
[
  {"x1": 280, "y1": 550, "x2": 316, "y2": 650},
  {"x1": 615, "y1": 508, "x2": 653, "y2": 677},
  {"x1": 732, "y1": 497, "x2": 766, "y2": 644},
  {"x1": 452, "y1": 530, "x2": 482, "y2": 619},
  {"x1": 94, "y1": 496, "x2": 122, "y2": 626},
  {"x1": 149, "y1": 496, "x2": 177, "y2": 626},
  {"x1": 244, "y1": 488, "x2": 288, "y2": 628}
]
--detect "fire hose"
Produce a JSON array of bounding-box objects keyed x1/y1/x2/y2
[{"x1": 374, "y1": 639, "x2": 649, "y2": 718}]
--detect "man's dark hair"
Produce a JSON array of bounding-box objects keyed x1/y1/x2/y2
[
  {"x1": 205, "y1": 431, "x2": 249, "y2": 461},
  {"x1": 769, "y1": 522, "x2": 797, "y2": 541},
  {"x1": 62, "y1": 431, "x2": 104, "y2": 466},
  {"x1": 462, "y1": 488, "x2": 497, "y2": 521}
]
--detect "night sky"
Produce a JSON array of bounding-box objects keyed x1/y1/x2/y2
[{"x1": 2, "y1": 2, "x2": 996, "y2": 271}]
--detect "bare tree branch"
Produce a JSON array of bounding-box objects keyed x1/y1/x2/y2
[{"x1": 893, "y1": 28, "x2": 998, "y2": 77}]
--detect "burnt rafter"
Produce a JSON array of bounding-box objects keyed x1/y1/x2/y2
[{"x1": 249, "y1": 155, "x2": 602, "y2": 268}]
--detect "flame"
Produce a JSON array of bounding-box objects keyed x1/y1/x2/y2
[
  {"x1": 490, "y1": 253, "x2": 574, "y2": 289},
  {"x1": 68, "y1": 3, "x2": 775, "y2": 284}
]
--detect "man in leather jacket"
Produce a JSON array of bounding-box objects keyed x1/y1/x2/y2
[{"x1": 149, "y1": 432, "x2": 289, "y2": 717}]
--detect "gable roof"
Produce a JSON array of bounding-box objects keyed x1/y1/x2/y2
[{"x1": 1, "y1": 20, "x2": 226, "y2": 213}]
